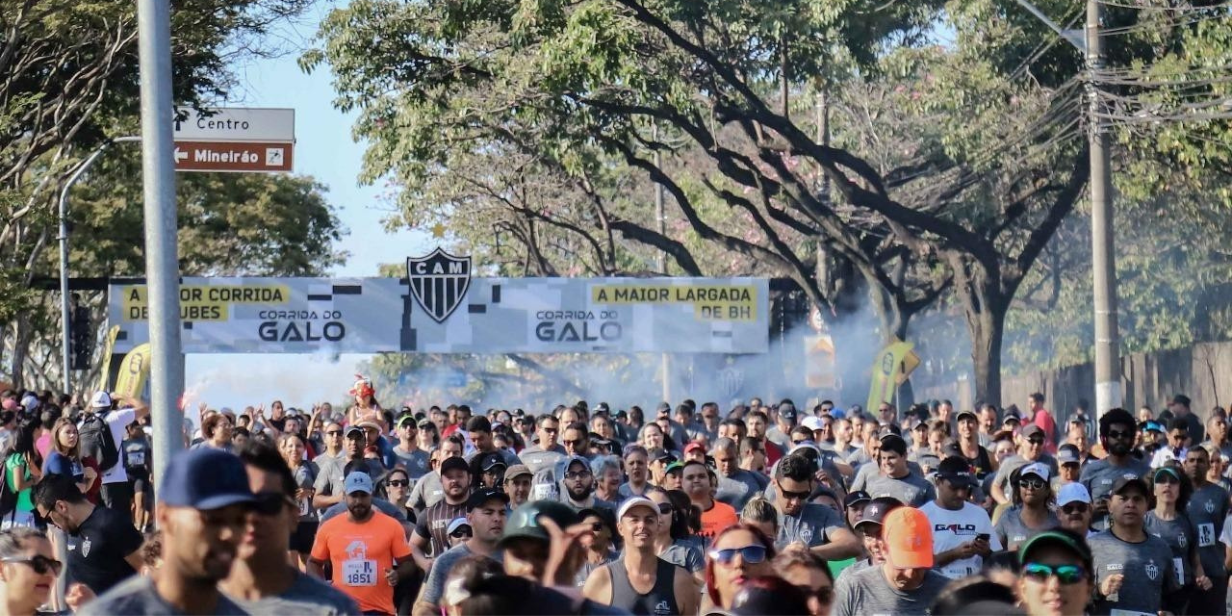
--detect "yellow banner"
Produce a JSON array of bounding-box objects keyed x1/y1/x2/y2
[
  {"x1": 866, "y1": 339, "x2": 920, "y2": 411},
  {"x1": 95, "y1": 325, "x2": 121, "y2": 392},
  {"x1": 591, "y1": 284, "x2": 758, "y2": 322},
  {"x1": 121, "y1": 284, "x2": 290, "y2": 322},
  {"x1": 114, "y1": 343, "x2": 152, "y2": 399}
]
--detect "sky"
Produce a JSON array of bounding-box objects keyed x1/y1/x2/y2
[{"x1": 185, "y1": 4, "x2": 432, "y2": 411}]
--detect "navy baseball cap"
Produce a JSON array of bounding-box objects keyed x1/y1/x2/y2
[{"x1": 160, "y1": 448, "x2": 256, "y2": 511}]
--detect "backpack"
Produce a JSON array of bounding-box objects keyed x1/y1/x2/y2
[
  {"x1": 0, "y1": 455, "x2": 20, "y2": 522},
  {"x1": 79, "y1": 412, "x2": 120, "y2": 472}
]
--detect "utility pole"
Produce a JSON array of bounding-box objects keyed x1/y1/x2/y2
[
  {"x1": 1012, "y1": 0, "x2": 1120, "y2": 418},
  {"x1": 136, "y1": 0, "x2": 185, "y2": 481},
  {"x1": 653, "y1": 123, "x2": 670, "y2": 403},
  {"x1": 1087, "y1": 0, "x2": 1121, "y2": 418}
]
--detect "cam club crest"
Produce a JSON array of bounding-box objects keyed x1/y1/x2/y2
[
  {"x1": 81, "y1": 537, "x2": 91, "y2": 558},
  {"x1": 1145, "y1": 559, "x2": 1159, "y2": 581},
  {"x1": 406, "y1": 248, "x2": 472, "y2": 324}
]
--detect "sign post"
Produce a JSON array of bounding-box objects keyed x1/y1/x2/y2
[{"x1": 172, "y1": 107, "x2": 295, "y2": 173}]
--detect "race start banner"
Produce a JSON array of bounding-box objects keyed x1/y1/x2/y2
[{"x1": 108, "y1": 275, "x2": 769, "y2": 354}]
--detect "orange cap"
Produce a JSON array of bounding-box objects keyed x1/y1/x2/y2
[{"x1": 882, "y1": 507, "x2": 934, "y2": 569}]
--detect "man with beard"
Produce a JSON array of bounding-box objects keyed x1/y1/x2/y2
[
  {"x1": 832, "y1": 507, "x2": 949, "y2": 616},
  {"x1": 309, "y1": 472, "x2": 414, "y2": 615},
  {"x1": 411, "y1": 456, "x2": 471, "y2": 572},
  {"x1": 712, "y1": 437, "x2": 768, "y2": 510},
  {"x1": 314, "y1": 425, "x2": 384, "y2": 511},
  {"x1": 583, "y1": 496, "x2": 697, "y2": 615},
  {"x1": 946, "y1": 410, "x2": 994, "y2": 484},
  {"x1": 773, "y1": 454, "x2": 861, "y2": 559},
  {"x1": 521, "y1": 415, "x2": 567, "y2": 475},
  {"x1": 221, "y1": 441, "x2": 358, "y2": 613},
  {"x1": 976, "y1": 404, "x2": 999, "y2": 447},
  {"x1": 559, "y1": 455, "x2": 614, "y2": 514},
  {"x1": 78, "y1": 448, "x2": 256, "y2": 615},
  {"x1": 464, "y1": 416, "x2": 521, "y2": 467},
  {"x1": 1183, "y1": 446, "x2": 1229, "y2": 615},
  {"x1": 412, "y1": 487, "x2": 508, "y2": 616},
  {"x1": 1087, "y1": 476, "x2": 1179, "y2": 615},
  {"x1": 33, "y1": 474, "x2": 145, "y2": 597},
  {"x1": 1080, "y1": 408, "x2": 1151, "y2": 531},
  {"x1": 407, "y1": 434, "x2": 465, "y2": 512}
]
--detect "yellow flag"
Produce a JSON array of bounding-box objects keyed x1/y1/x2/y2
[
  {"x1": 95, "y1": 326, "x2": 121, "y2": 392},
  {"x1": 113, "y1": 343, "x2": 152, "y2": 399},
  {"x1": 866, "y1": 339, "x2": 918, "y2": 411}
]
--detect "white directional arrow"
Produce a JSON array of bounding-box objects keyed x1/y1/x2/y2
[{"x1": 174, "y1": 148, "x2": 188, "y2": 162}]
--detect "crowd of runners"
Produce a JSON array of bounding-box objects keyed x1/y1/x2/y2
[{"x1": 0, "y1": 378, "x2": 1226, "y2": 615}]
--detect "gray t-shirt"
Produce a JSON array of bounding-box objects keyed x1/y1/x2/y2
[
  {"x1": 227, "y1": 570, "x2": 359, "y2": 615},
  {"x1": 1079, "y1": 457, "x2": 1152, "y2": 530},
  {"x1": 407, "y1": 470, "x2": 444, "y2": 511},
  {"x1": 1187, "y1": 482, "x2": 1229, "y2": 577},
  {"x1": 715, "y1": 469, "x2": 769, "y2": 511},
  {"x1": 421, "y1": 543, "x2": 499, "y2": 607},
  {"x1": 617, "y1": 482, "x2": 650, "y2": 500},
  {"x1": 1088, "y1": 530, "x2": 1179, "y2": 615},
  {"x1": 832, "y1": 561, "x2": 950, "y2": 616},
  {"x1": 776, "y1": 503, "x2": 847, "y2": 551},
  {"x1": 393, "y1": 447, "x2": 431, "y2": 480},
  {"x1": 81, "y1": 575, "x2": 248, "y2": 615},
  {"x1": 520, "y1": 444, "x2": 566, "y2": 475},
  {"x1": 659, "y1": 540, "x2": 705, "y2": 573},
  {"x1": 992, "y1": 506, "x2": 1060, "y2": 552},
  {"x1": 864, "y1": 473, "x2": 935, "y2": 508},
  {"x1": 1144, "y1": 512, "x2": 1198, "y2": 585},
  {"x1": 849, "y1": 460, "x2": 924, "y2": 493}
]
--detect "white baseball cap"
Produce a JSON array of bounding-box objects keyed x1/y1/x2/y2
[
  {"x1": 1020, "y1": 462, "x2": 1051, "y2": 481},
  {"x1": 1057, "y1": 482, "x2": 1091, "y2": 506},
  {"x1": 802, "y1": 416, "x2": 825, "y2": 431},
  {"x1": 89, "y1": 391, "x2": 113, "y2": 409},
  {"x1": 616, "y1": 496, "x2": 659, "y2": 520}
]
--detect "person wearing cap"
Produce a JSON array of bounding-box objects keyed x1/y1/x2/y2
[
  {"x1": 662, "y1": 461, "x2": 684, "y2": 491},
  {"x1": 920, "y1": 457, "x2": 1000, "y2": 579},
  {"x1": 772, "y1": 454, "x2": 861, "y2": 559},
  {"x1": 32, "y1": 471, "x2": 144, "y2": 598},
  {"x1": 313, "y1": 424, "x2": 385, "y2": 512},
  {"x1": 1056, "y1": 482, "x2": 1094, "y2": 536},
  {"x1": 559, "y1": 455, "x2": 614, "y2": 514},
  {"x1": 1080, "y1": 408, "x2": 1151, "y2": 531},
  {"x1": 683, "y1": 441, "x2": 707, "y2": 464},
  {"x1": 839, "y1": 496, "x2": 903, "y2": 583},
  {"x1": 831, "y1": 507, "x2": 949, "y2": 616},
  {"x1": 504, "y1": 464, "x2": 534, "y2": 508},
  {"x1": 310, "y1": 471, "x2": 413, "y2": 615},
  {"x1": 1016, "y1": 529, "x2": 1096, "y2": 616},
  {"x1": 1087, "y1": 475, "x2": 1179, "y2": 615},
  {"x1": 647, "y1": 448, "x2": 675, "y2": 488},
  {"x1": 948, "y1": 409, "x2": 994, "y2": 482},
  {"x1": 1056, "y1": 444, "x2": 1083, "y2": 486},
  {"x1": 464, "y1": 416, "x2": 521, "y2": 468},
  {"x1": 77, "y1": 448, "x2": 255, "y2": 615},
  {"x1": 446, "y1": 517, "x2": 472, "y2": 548},
  {"x1": 77, "y1": 390, "x2": 149, "y2": 525},
  {"x1": 713, "y1": 437, "x2": 769, "y2": 511},
  {"x1": 410, "y1": 455, "x2": 472, "y2": 573},
  {"x1": 990, "y1": 423, "x2": 1058, "y2": 507},
  {"x1": 1166, "y1": 394, "x2": 1205, "y2": 444},
  {"x1": 521, "y1": 415, "x2": 567, "y2": 476},
  {"x1": 675, "y1": 403, "x2": 710, "y2": 445},
  {"x1": 697, "y1": 402, "x2": 722, "y2": 444},
  {"x1": 865, "y1": 433, "x2": 935, "y2": 508},
  {"x1": 392, "y1": 416, "x2": 430, "y2": 481},
  {"x1": 412, "y1": 488, "x2": 507, "y2": 616},
  {"x1": 994, "y1": 462, "x2": 1059, "y2": 551},
  {"x1": 472, "y1": 451, "x2": 507, "y2": 489},
  {"x1": 220, "y1": 440, "x2": 358, "y2": 614},
  {"x1": 1182, "y1": 445, "x2": 1228, "y2": 614},
  {"x1": 842, "y1": 491, "x2": 870, "y2": 530},
  {"x1": 406, "y1": 434, "x2": 465, "y2": 512},
  {"x1": 1138, "y1": 419, "x2": 1165, "y2": 459},
  {"x1": 582, "y1": 496, "x2": 697, "y2": 616},
  {"x1": 1144, "y1": 464, "x2": 1204, "y2": 614}
]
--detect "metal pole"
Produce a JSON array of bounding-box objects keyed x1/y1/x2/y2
[
  {"x1": 653, "y1": 123, "x2": 670, "y2": 402},
  {"x1": 57, "y1": 137, "x2": 141, "y2": 397},
  {"x1": 1087, "y1": 0, "x2": 1121, "y2": 418},
  {"x1": 136, "y1": 0, "x2": 184, "y2": 481}
]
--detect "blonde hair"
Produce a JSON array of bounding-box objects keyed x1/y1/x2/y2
[{"x1": 741, "y1": 495, "x2": 777, "y2": 526}]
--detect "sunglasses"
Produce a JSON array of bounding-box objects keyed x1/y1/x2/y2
[
  {"x1": 709, "y1": 545, "x2": 767, "y2": 565},
  {"x1": 796, "y1": 585, "x2": 833, "y2": 605},
  {"x1": 1061, "y1": 502, "x2": 1090, "y2": 515},
  {"x1": 253, "y1": 491, "x2": 295, "y2": 516},
  {"x1": 1020, "y1": 478, "x2": 1048, "y2": 491},
  {"x1": 780, "y1": 488, "x2": 811, "y2": 500},
  {"x1": 1023, "y1": 562, "x2": 1087, "y2": 585},
  {"x1": 1106, "y1": 429, "x2": 1133, "y2": 440},
  {"x1": 449, "y1": 530, "x2": 472, "y2": 539},
  {"x1": 387, "y1": 480, "x2": 409, "y2": 487},
  {"x1": 1027, "y1": 438, "x2": 1045, "y2": 445},
  {"x1": 565, "y1": 471, "x2": 593, "y2": 480},
  {"x1": 657, "y1": 503, "x2": 673, "y2": 514},
  {"x1": 1, "y1": 555, "x2": 62, "y2": 576}
]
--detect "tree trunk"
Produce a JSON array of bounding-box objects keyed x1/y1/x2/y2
[
  {"x1": 9, "y1": 316, "x2": 30, "y2": 389},
  {"x1": 967, "y1": 297, "x2": 1007, "y2": 408}
]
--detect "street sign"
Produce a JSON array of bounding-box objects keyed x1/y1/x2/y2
[
  {"x1": 173, "y1": 108, "x2": 294, "y2": 143},
  {"x1": 172, "y1": 141, "x2": 293, "y2": 173}
]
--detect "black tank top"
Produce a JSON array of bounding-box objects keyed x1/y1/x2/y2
[{"x1": 607, "y1": 556, "x2": 679, "y2": 616}]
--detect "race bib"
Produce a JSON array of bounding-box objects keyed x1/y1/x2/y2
[
  {"x1": 1199, "y1": 522, "x2": 1216, "y2": 547},
  {"x1": 342, "y1": 558, "x2": 377, "y2": 586},
  {"x1": 127, "y1": 451, "x2": 145, "y2": 466},
  {"x1": 1173, "y1": 557, "x2": 1185, "y2": 586}
]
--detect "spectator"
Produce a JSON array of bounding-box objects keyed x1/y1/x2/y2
[
  {"x1": 43, "y1": 417, "x2": 98, "y2": 498},
  {"x1": 2, "y1": 417, "x2": 41, "y2": 528},
  {"x1": 78, "y1": 391, "x2": 149, "y2": 525}
]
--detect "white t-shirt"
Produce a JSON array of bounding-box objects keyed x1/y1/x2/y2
[
  {"x1": 98, "y1": 408, "x2": 136, "y2": 484},
  {"x1": 918, "y1": 500, "x2": 1001, "y2": 579}
]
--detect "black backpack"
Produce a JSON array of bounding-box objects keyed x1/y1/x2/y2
[{"x1": 79, "y1": 412, "x2": 120, "y2": 472}]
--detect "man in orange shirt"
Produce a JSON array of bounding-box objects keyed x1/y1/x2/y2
[
  {"x1": 309, "y1": 472, "x2": 414, "y2": 615},
  {"x1": 681, "y1": 460, "x2": 737, "y2": 546}
]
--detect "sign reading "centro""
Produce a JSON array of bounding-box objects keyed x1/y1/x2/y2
[{"x1": 173, "y1": 108, "x2": 295, "y2": 142}]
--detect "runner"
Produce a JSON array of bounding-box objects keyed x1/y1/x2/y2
[
  {"x1": 681, "y1": 460, "x2": 737, "y2": 544},
  {"x1": 920, "y1": 456, "x2": 999, "y2": 579},
  {"x1": 831, "y1": 506, "x2": 949, "y2": 616},
  {"x1": 1080, "y1": 408, "x2": 1151, "y2": 531},
  {"x1": 1087, "y1": 475, "x2": 1179, "y2": 615},
  {"x1": 410, "y1": 456, "x2": 470, "y2": 572},
  {"x1": 582, "y1": 496, "x2": 697, "y2": 615},
  {"x1": 413, "y1": 487, "x2": 507, "y2": 616},
  {"x1": 770, "y1": 454, "x2": 860, "y2": 559}
]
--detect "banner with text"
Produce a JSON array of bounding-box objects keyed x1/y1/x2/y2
[{"x1": 108, "y1": 277, "x2": 769, "y2": 354}]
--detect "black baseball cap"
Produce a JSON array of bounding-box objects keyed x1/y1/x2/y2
[
  {"x1": 344, "y1": 425, "x2": 366, "y2": 439},
  {"x1": 956, "y1": 409, "x2": 978, "y2": 423},
  {"x1": 936, "y1": 456, "x2": 976, "y2": 488},
  {"x1": 854, "y1": 496, "x2": 903, "y2": 530},
  {"x1": 649, "y1": 448, "x2": 674, "y2": 463},
  {"x1": 844, "y1": 491, "x2": 871, "y2": 509},
  {"x1": 481, "y1": 453, "x2": 507, "y2": 472},
  {"x1": 440, "y1": 456, "x2": 470, "y2": 475},
  {"x1": 1111, "y1": 475, "x2": 1149, "y2": 497},
  {"x1": 878, "y1": 433, "x2": 907, "y2": 455},
  {"x1": 466, "y1": 487, "x2": 510, "y2": 511}
]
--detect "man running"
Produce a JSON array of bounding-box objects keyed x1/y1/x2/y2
[
  {"x1": 582, "y1": 496, "x2": 697, "y2": 615},
  {"x1": 412, "y1": 487, "x2": 507, "y2": 616},
  {"x1": 1087, "y1": 476, "x2": 1179, "y2": 615}
]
